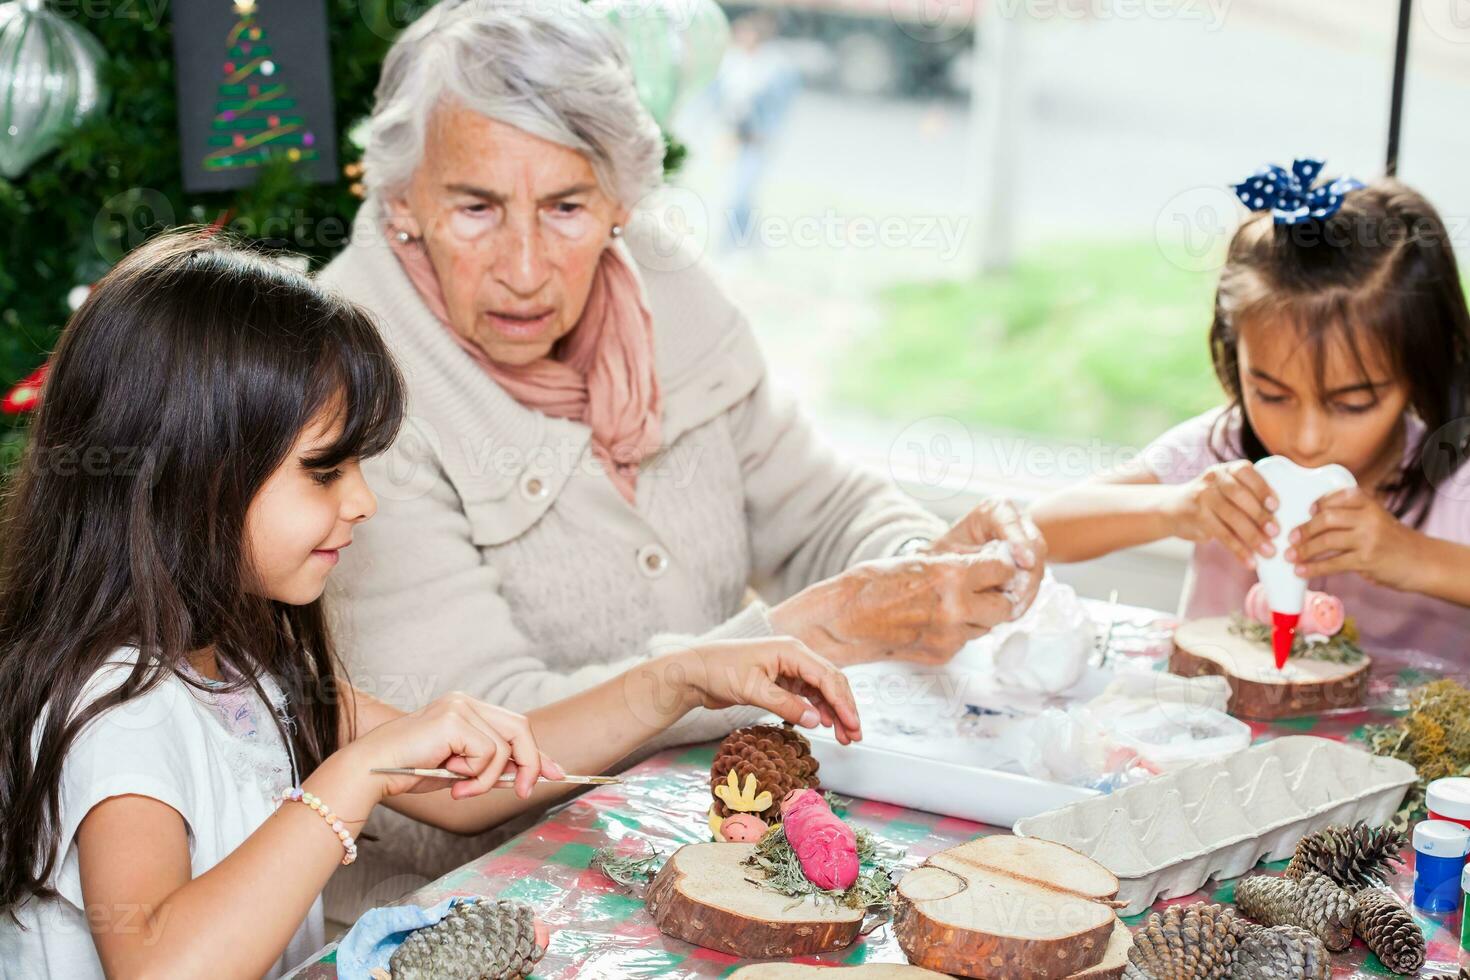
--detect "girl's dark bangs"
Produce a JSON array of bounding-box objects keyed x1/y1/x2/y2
[
  {"x1": 300, "y1": 306, "x2": 405, "y2": 469},
  {"x1": 1237, "y1": 288, "x2": 1391, "y2": 397},
  {"x1": 1292, "y1": 293, "x2": 1385, "y2": 395}
]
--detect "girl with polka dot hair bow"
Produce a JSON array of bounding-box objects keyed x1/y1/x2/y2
[{"x1": 1032, "y1": 160, "x2": 1470, "y2": 658}]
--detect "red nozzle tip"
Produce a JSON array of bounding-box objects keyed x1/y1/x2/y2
[{"x1": 1271, "y1": 611, "x2": 1299, "y2": 669}]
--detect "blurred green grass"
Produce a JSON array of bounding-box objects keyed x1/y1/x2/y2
[{"x1": 830, "y1": 241, "x2": 1225, "y2": 448}]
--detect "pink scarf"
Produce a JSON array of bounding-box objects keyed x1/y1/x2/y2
[{"x1": 387, "y1": 230, "x2": 662, "y2": 504}]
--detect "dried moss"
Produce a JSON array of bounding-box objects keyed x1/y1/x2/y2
[
  {"x1": 590, "y1": 845, "x2": 663, "y2": 889},
  {"x1": 1228, "y1": 613, "x2": 1366, "y2": 664},
  {"x1": 1364, "y1": 679, "x2": 1470, "y2": 829},
  {"x1": 742, "y1": 824, "x2": 900, "y2": 913}
]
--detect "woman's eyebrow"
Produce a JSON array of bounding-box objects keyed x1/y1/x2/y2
[
  {"x1": 442, "y1": 182, "x2": 596, "y2": 203},
  {"x1": 541, "y1": 182, "x2": 596, "y2": 201},
  {"x1": 443, "y1": 183, "x2": 505, "y2": 203}
]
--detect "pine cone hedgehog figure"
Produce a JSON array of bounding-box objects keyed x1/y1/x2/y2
[
  {"x1": 709, "y1": 723, "x2": 819, "y2": 827},
  {"x1": 1228, "y1": 924, "x2": 1330, "y2": 980},
  {"x1": 1353, "y1": 888, "x2": 1426, "y2": 975},
  {"x1": 1285, "y1": 821, "x2": 1408, "y2": 889},
  {"x1": 1234, "y1": 871, "x2": 1355, "y2": 951},
  {"x1": 388, "y1": 899, "x2": 545, "y2": 980},
  {"x1": 1123, "y1": 902, "x2": 1247, "y2": 980}
]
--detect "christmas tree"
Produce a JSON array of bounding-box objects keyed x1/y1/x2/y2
[
  {"x1": 0, "y1": 0, "x2": 424, "y2": 466},
  {"x1": 205, "y1": 0, "x2": 319, "y2": 174}
]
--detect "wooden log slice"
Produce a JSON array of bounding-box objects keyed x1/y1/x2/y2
[
  {"x1": 729, "y1": 966, "x2": 952, "y2": 979},
  {"x1": 939, "y1": 835, "x2": 1120, "y2": 903},
  {"x1": 1170, "y1": 617, "x2": 1369, "y2": 720},
  {"x1": 726, "y1": 920, "x2": 1130, "y2": 980},
  {"x1": 893, "y1": 861, "x2": 1116, "y2": 979},
  {"x1": 646, "y1": 842, "x2": 863, "y2": 958},
  {"x1": 1070, "y1": 919, "x2": 1131, "y2": 979}
]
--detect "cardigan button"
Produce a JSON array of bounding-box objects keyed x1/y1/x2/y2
[
  {"x1": 519, "y1": 472, "x2": 549, "y2": 501},
  {"x1": 637, "y1": 544, "x2": 670, "y2": 578}
]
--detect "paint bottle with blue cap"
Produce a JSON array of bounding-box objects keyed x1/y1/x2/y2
[{"x1": 1415, "y1": 819, "x2": 1470, "y2": 913}]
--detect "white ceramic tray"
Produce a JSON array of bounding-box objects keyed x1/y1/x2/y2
[{"x1": 1012, "y1": 736, "x2": 1416, "y2": 915}]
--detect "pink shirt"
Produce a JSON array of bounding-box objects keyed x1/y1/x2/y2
[{"x1": 1142, "y1": 406, "x2": 1470, "y2": 664}]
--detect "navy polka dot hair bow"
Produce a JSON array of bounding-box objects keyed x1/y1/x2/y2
[{"x1": 1232, "y1": 158, "x2": 1365, "y2": 225}]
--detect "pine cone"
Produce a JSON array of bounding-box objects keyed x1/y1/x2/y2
[
  {"x1": 1123, "y1": 903, "x2": 1248, "y2": 980},
  {"x1": 1353, "y1": 889, "x2": 1426, "y2": 975},
  {"x1": 1426, "y1": 968, "x2": 1470, "y2": 980},
  {"x1": 710, "y1": 723, "x2": 819, "y2": 823},
  {"x1": 388, "y1": 899, "x2": 544, "y2": 980},
  {"x1": 1227, "y1": 924, "x2": 1330, "y2": 980},
  {"x1": 1284, "y1": 821, "x2": 1408, "y2": 890},
  {"x1": 1234, "y1": 872, "x2": 1354, "y2": 951}
]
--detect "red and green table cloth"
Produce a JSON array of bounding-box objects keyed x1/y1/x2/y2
[{"x1": 292, "y1": 605, "x2": 1461, "y2": 978}]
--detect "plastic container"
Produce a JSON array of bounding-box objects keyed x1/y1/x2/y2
[
  {"x1": 804, "y1": 652, "x2": 1116, "y2": 827},
  {"x1": 807, "y1": 727, "x2": 1099, "y2": 827},
  {"x1": 1413, "y1": 819, "x2": 1470, "y2": 913},
  {"x1": 1428, "y1": 777, "x2": 1470, "y2": 830},
  {"x1": 1252, "y1": 457, "x2": 1356, "y2": 666},
  {"x1": 1013, "y1": 735, "x2": 1416, "y2": 915},
  {"x1": 1109, "y1": 704, "x2": 1251, "y2": 770}
]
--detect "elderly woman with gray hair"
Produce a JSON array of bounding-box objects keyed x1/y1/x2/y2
[{"x1": 318, "y1": 0, "x2": 1046, "y2": 919}]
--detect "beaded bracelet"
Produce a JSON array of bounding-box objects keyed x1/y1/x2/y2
[{"x1": 275, "y1": 787, "x2": 359, "y2": 866}]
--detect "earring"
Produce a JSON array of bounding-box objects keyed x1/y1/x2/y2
[
  {"x1": 394, "y1": 229, "x2": 413, "y2": 244},
  {"x1": 610, "y1": 224, "x2": 623, "y2": 239}
]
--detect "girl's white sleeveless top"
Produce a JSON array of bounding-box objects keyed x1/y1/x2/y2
[{"x1": 0, "y1": 648, "x2": 326, "y2": 979}]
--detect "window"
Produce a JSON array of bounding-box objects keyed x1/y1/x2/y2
[{"x1": 667, "y1": 0, "x2": 1442, "y2": 502}]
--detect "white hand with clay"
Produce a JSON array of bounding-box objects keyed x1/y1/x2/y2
[
  {"x1": 921, "y1": 498, "x2": 1046, "y2": 618},
  {"x1": 770, "y1": 499, "x2": 1046, "y2": 667}
]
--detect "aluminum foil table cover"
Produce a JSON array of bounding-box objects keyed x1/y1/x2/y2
[{"x1": 289, "y1": 603, "x2": 1467, "y2": 978}]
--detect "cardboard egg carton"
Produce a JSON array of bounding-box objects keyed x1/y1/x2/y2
[{"x1": 1011, "y1": 735, "x2": 1416, "y2": 915}]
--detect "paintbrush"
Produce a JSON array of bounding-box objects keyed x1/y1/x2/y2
[{"x1": 370, "y1": 767, "x2": 622, "y2": 785}]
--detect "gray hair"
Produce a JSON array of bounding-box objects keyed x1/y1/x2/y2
[{"x1": 362, "y1": 0, "x2": 666, "y2": 207}]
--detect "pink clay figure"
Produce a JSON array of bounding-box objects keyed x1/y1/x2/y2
[
  {"x1": 779, "y1": 788, "x2": 859, "y2": 890},
  {"x1": 1245, "y1": 582, "x2": 1345, "y2": 636},
  {"x1": 720, "y1": 812, "x2": 769, "y2": 843}
]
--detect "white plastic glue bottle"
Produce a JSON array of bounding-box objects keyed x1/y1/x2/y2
[{"x1": 1253, "y1": 456, "x2": 1357, "y2": 669}]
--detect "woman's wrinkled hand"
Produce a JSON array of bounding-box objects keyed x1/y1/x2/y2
[
  {"x1": 922, "y1": 497, "x2": 1046, "y2": 616},
  {"x1": 771, "y1": 543, "x2": 1022, "y2": 667}
]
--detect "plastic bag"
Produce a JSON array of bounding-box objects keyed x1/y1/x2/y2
[
  {"x1": 989, "y1": 578, "x2": 1095, "y2": 694},
  {"x1": 1004, "y1": 673, "x2": 1250, "y2": 790}
]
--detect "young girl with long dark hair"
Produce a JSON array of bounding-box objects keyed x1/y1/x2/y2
[{"x1": 0, "y1": 230, "x2": 859, "y2": 979}]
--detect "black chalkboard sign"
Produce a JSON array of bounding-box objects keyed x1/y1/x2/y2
[{"x1": 172, "y1": 0, "x2": 339, "y2": 192}]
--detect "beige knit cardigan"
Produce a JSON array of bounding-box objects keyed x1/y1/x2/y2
[{"x1": 312, "y1": 199, "x2": 945, "y2": 923}]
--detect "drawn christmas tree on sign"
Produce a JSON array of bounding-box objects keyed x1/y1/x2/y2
[{"x1": 203, "y1": 0, "x2": 319, "y2": 173}]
